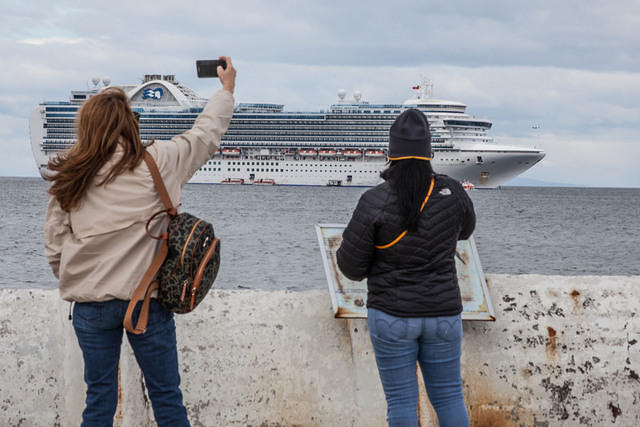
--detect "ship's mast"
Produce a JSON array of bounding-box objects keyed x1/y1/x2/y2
[{"x1": 416, "y1": 77, "x2": 433, "y2": 100}]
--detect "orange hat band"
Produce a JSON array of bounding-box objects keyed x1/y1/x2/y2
[{"x1": 387, "y1": 155, "x2": 432, "y2": 161}]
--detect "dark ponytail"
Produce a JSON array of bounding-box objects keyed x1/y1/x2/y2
[{"x1": 380, "y1": 159, "x2": 434, "y2": 231}]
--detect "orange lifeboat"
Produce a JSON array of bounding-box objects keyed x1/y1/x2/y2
[
  {"x1": 221, "y1": 178, "x2": 244, "y2": 184},
  {"x1": 254, "y1": 178, "x2": 276, "y2": 185},
  {"x1": 461, "y1": 179, "x2": 475, "y2": 190},
  {"x1": 364, "y1": 150, "x2": 385, "y2": 157},
  {"x1": 299, "y1": 149, "x2": 318, "y2": 157},
  {"x1": 222, "y1": 148, "x2": 241, "y2": 156},
  {"x1": 343, "y1": 150, "x2": 362, "y2": 157},
  {"x1": 319, "y1": 149, "x2": 337, "y2": 157}
]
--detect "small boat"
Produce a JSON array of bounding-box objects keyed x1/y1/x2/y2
[
  {"x1": 319, "y1": 149, "x2": 337, "y2": 157},
  {"x1": 461, "y1": 179, "x2": 475, "y2": 190},
  {"x1": 222, "y1": 148, "x2": 241, "y2": 156},
  {"x1": 299, "y1": 149, "x2": 318, "y2": 157},
  {"x1": 364, "y1": 150, "x2": 385, "y2": 157},
  {"x1": 343, "y1": 150, "x2": 362, "y2": 157},
  {"x1": 221, "y1": 178, "x2": 244, "y2": 184},
  {"x1": 213, "y1": 149, "x2": 221, "y2": 156},
  {"x1": 254, "y1": 178, "x2": 275, "y2": 185}
]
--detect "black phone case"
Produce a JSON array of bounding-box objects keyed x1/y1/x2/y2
[{"x1": 196, "y1": 60, "x2": 226, "y2": 78}]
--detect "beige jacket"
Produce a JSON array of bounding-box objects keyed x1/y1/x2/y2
[{"x1": 44, "y1": 89, "x2": 234, "y2": 302}]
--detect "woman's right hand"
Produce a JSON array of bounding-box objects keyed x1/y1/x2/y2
[{"x1": 218, "y1": 56, "x2": 236, "y2": 94}]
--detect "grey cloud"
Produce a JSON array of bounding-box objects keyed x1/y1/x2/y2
[
  {"x1": 5, "y1": 1, "x2": 640, "y2": 71},
  {"x1": 1, "y1": 0, "x2": 639, "y2": 186}
]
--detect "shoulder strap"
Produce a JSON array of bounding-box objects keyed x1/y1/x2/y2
[
  {"x1": 123, "y1": 239, "x2": 167, "y2": 334},
  {"x1": 144, "y1": 151, "x2": 175, "y2": 212},
  {"x1": 123, "y1": 151, "x2": 175, "y2": 334}
]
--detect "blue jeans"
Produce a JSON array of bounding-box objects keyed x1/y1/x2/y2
[
  {"x1": 72, "y1": 299, "x2": 189, "y2": 427},
  {"x1": 368, "y1": 308, "x2": 469, "y2": 427}
]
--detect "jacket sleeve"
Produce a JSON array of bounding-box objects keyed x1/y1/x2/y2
[
  {"x1": 44, "y1": 195, "x2": 71, "y2": 279},
  {"x1": 457, "y1": 185, "x2": 476, "y2": 240},
  {"x1": 336, "y1": 194, "x2": 378, "y2": 281},
  {"x1": 164, "y1": 89, "x2": 235, "y2": 186}
]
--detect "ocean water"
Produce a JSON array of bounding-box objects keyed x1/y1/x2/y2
[{"x1": 0, "y1": 177, "x2": 638, "y2": 290}]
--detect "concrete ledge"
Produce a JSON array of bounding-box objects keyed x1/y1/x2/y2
[{"x1": 0, "y1": 274, "x2": 639, "y2": 426}]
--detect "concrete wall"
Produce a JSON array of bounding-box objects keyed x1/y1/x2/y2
[{"x1": 0, "y1": 274, "x2": 638, "y2": 426}]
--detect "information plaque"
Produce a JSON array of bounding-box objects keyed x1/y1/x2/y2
[{"x1": 315, "y1": 224, "x2": 495, "y2": 321}]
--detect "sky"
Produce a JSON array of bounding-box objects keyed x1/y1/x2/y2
[{"x1": 1, "y1": 0, "x2": 639, "y2": 187}]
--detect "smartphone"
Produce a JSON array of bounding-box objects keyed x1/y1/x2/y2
[{"x1": 196, "y1": 59, "x2": 227, "y2": 78}]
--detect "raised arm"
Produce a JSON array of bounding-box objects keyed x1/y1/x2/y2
[{"x1": 162, "y1": 56, "x2": 237, "y2": 185}]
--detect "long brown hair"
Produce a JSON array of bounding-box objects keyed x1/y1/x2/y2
[{"x1": 47, "y1": 87, "x2": 144, "y2": 211}]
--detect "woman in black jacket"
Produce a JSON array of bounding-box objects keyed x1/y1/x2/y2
[{"x1": 337, "y1": 109, "x2": 474, "y2": 427}]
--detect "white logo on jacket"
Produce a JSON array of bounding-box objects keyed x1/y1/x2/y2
[{"x1": 439, "y1": 188, "x2": 452, "y2": 196}]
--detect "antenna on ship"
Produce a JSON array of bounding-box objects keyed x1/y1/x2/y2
[
  {"x1": 91, "y1": 76, "x2": 100, "y2": 87},
  {"x1": 531, "y1": 123, "x2": 542, "y2": 148},
  {"x1": 353, "y1": 90, "x2": 362, "y2": 102},
  {"x1": 414, "y1": 76, "x2": 433, "y2": 100},
  {"x1": 102, "y1": 76, "x2": 111, "y2": 86},
  {"x1": 337, "y1": 89, "x2": 346, "y2": 102}
]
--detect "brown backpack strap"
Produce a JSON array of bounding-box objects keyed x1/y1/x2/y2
[
  {"x1": 124, "y1": 238, "x2": 168, "y2": 334},
  {"x1": 144, "y1": 151, "x2": 177, "y2": 215},
  {"x1": 124, "y1": 151, "x2": 176, "y2": 334}
]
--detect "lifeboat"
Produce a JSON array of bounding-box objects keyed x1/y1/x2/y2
[
  {"x1": 319, "y1": 149, "x2": 337, "y2": 157},
  {"x1": 299, "y1": 149, "x2": 318, "y2": 157},
  {"x1": 213, "y1": 149, "x2": 221, "y2": 156},
  {"x1": 254, "y1": 178, "x2": 275, "y2": 185},
  {"x1": 461, "y1": 179, "x2": 475, "y2": 190},
  {"x1": 343, "y1": 150, "x2": 362, "y2": 157},
  {"x1": 221, "y1": 178, "x2": 244, "y2": 184},
  {"x1": 222, "y1": 148, "x2": 241, "y2": 156},
  {"x1": 364, "y1": 150, "x2": 385, "y2": 158}
]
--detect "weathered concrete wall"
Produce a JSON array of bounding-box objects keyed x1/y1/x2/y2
[{"x1": 0, "y1": 275, "x2": 638, "y2": 426}]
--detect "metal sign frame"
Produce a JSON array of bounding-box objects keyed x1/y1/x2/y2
[{"x1": 315, "y1": 223, "x2": 495, "y2": 321}]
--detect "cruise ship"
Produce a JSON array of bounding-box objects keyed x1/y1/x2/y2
[{"x1": 30, "y1": 75, "x2": 545, "y2": 188}]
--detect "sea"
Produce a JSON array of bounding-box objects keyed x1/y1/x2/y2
[{"x1": 1, "y1": 177, "x2": 638, "y2": 290}]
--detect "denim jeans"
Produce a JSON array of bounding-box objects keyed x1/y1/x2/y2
[
  {"x1": 368, "y1": 308, "x2": 469, "y2": 427},
  {"x1": 72, "y1": 299, "x2": 189, "y2": 427}
]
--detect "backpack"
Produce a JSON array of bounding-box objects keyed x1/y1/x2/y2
[{"x1": 124, "y1": 152, "x2": 220, "y2": 334}]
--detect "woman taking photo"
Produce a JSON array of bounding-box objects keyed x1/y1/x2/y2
[
  {"x1": 44, "y1": 57, "x2": 236, "y2": 426},
  {"x1": 337, "y1": 109, "x2": 475, "y2": 427}
]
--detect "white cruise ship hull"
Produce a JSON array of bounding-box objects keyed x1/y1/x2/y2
[{"x1": 188, "y1": 147, "x2": 544, "y2": 188}]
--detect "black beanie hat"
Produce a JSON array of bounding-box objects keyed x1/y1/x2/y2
[{"x1": 388, "y1": 109, "x2": 432, "y2": 160}]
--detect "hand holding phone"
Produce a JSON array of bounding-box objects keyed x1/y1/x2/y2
[
  {"x1": 196, "y1": 56, "x2": 235, "y2": 94},
  {"x1": 196, "y1": 59, "x2": 227, "y2": 78}
]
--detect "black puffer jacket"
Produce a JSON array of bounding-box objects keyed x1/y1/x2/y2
[{"x1": 336, "y1": 174, "x2": 475, "y2": 317}]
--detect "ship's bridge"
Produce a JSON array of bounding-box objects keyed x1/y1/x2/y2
[{"x1": 403, "y1": 98, "x2": 467, "y2": 113}]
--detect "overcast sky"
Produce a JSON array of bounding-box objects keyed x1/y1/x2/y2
[{"x1": 1, "y1": 0, "x2": 639, "y2": 187}]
